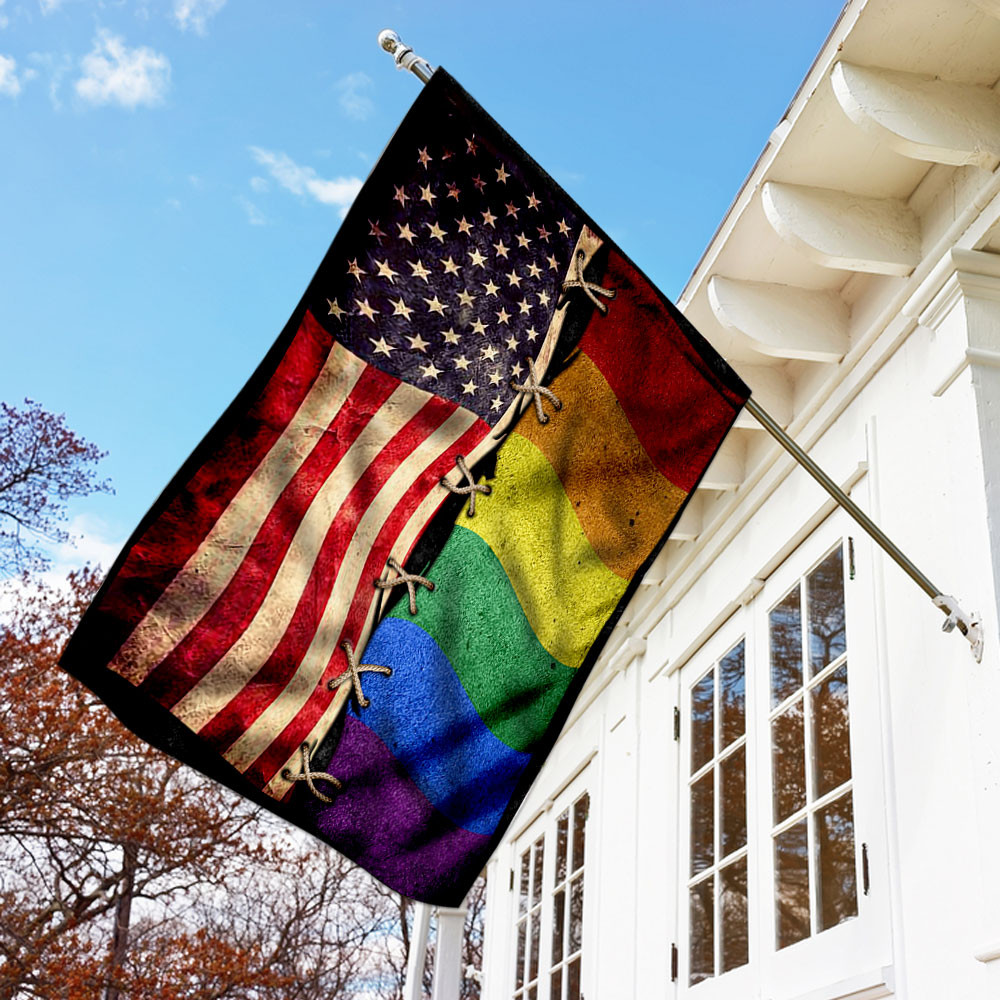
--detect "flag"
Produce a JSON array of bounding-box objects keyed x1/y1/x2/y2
[{"x1": 61, "y1": 69, "x2": 748, "y2": 903}]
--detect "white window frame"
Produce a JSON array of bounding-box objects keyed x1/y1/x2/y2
[{"x1": 676, "y1": 516, "x2": 892, "y2": 999}]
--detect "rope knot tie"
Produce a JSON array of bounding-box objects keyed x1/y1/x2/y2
[
  {"x1": 328, "y1": 639, "x2": 392, "y2": 709},
  {"x1": 511, "y1": 357, "x2": 562, "y2": 425},
  {"x1": 281, "y1": 741, "x2": 342, "y2": 804},
  {"x1": 561, "y1": 248, "x2": 616, "y2": 314},
  {"x1": 440, "y1": 454, "x2": 491, "y2": 516},
  {"x1": 374, "y1": 556, "x2": 435, "y2": 615}
]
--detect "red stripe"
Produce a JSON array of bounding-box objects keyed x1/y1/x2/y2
[
  {"x1": 93, "y1": 311, "x2": 335, "y2": 650},
  {"x1": 246, "y1": 417, "x2": 489, "y2": 791},
  {"x1": 137, "y1": 363, "x2": 400, "y2": 708},
  {"x1": 579, "y1": 251, "x2": 746, "y2": 492},
  {"x1": 198, "y1": 393, "x2": 469, "y2": 754}
]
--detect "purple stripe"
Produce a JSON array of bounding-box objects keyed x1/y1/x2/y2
[{"x1": 301, "y1": 714, "x2": 493, "y2": 905}]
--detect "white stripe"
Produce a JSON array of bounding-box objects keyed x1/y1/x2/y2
[
  {"x1": 172, "y1": 382, "x2": 435, "y2": 733},
  {"x1": 225, "y1": 405, "x2": 478, "y2": 775},
  {"x1": 110, "y1": 340, "x2": 367, "y2": 686},
  {"x1": 262, "y1": 465, "x2": 472, "y2": 800}
]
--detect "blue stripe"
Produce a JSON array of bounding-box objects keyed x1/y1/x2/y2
[{"x1": 352, "y1": 616, "x2": 531, "y2": 835}]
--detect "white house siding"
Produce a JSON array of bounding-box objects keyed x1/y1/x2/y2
[{"x1": 480, "y1": 1, "x2": 1000, "y2": 998}]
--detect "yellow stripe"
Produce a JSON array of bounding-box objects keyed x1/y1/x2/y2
[{"x1": 461, "y1": 432, "x2": 628, "y2": 670}]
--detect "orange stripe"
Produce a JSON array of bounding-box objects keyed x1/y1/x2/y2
[{"x1": 517, "y1": 351, "x2": 688, "y2": 579}]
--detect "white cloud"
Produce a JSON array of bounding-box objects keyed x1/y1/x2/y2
[
  {"x1": 29, "y1": 51, "x2": 72, "y2": 108},
  {"x1": 173, "y1": 0, "x2": 226, "y2": 35},
  {"x1": 249, "y1": 175, "x2": 268, "y2": 193},
  {"x1": 249, "y1": 147, "x2": 363, "y2": 219},
  {"x1": 0, "y1": 0, "x2": 7, "y2": 31},
  {"x1": 0, "y1": 54, "x2": 21, "y2": 97},
  {"x1": 75, "y1": 30, "x2": 170, "y2": 109},
  {"x1": 38, "y1": 0, "x2": 64, "y2": 14},
  {"x1": 237, "y1": 195, "x2": 266, "y2": 226},
  {"x1": 335, "y1": 71, "x2": 373, "y2": 121}
]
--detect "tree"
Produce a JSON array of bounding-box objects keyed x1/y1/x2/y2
[{"x1": 0, "y1": 399, "x2": 112, "y2": 577}]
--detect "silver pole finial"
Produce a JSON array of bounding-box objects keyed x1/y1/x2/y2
[{"x1": 377, "y1": 29, "x2": 434, "y2": 85}]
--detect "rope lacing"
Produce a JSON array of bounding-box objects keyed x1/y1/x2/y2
[
  {"x1": 511, "y1": 357, "x2": 562, "y2": 425},
  {"x1": 328, "y1": 639, "x2": 392, "y2": 709},
  {"x1": 440, "y1": 454, "x2": 491, "y2": 516},
  {"x1": 281, "y1": 741, "x2": 342, "y2": 804},
  {"x1": 374, "y1": 556, "x2": 435, "y2": 615},
  {"x1": 561, "y1": 249, "x2": 616, "y2": 314}
]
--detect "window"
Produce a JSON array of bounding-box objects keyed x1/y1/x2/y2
[
  {"x1": 677, "y1": 526, "x2": 890, "y2": 996},
  {"x1": 512, "y1": 777, "x2": 590, "y2": 1000}
]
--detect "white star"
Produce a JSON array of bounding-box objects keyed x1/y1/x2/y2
[
  {"x1": 495, "y1": 163, "x2": 509, "y2": 183},
  {"x1": 470, "y1": 318, "x2": 488, "y2": 336},
  {"x1": 527, "y1": 192, "x2": 541, "y2": 210},
  {"x1": 483, "y1": 279, "x2": 500, "y2": 297},
  {"x1": 440, "y1": 256, "x2": 461, "y2": 275},
  {"x1": 518, "y1": 299, "x2": 531, "y2": 315},
  {"x1": 355, "y1": 298, "x2": 379, "y2": 322},
  {"x1": 526, "y1": 326, "x2": 540, "y2": 341},
  {"x1": 327, "y1": 298, "x2": 346, "y2": 321},
  {"x1": 409, "y1": 259, "x2": 431, "y2": 282},
  {"x1": 346, "y1": 258, "x2": 366, "y2": 282},
  {"x1": 457, "y1": 289, "x2": 476, "y2": 308},
  {"x1": 420, "y1": 361, "x2": 443, "y2": 380},
  {"x1": 426, "y1": 220, "x2": 447, "y2": 242},
  {"x1": 391, "y1": 297, "x2": 413, "y2": 320},
  {"x1": 493, "y1": 240, "x2": 509, "y2": 259},
  {"x1": 456, "y1": 216, "x2": 473, "y2": 235},
  {"x1": 472, "y1": 173, "x2": 487, "y2": 192},
  {"x1": 481, "y1": 208, "x2": 497, "y2": 228},
  {"x1": 527, "y1": 262, "x2": 542, "y2": 278},
  {"x1": 488, "y1": 370, "x2": 504, "y2": 386},
  {"x1": 538, "y1": 225, "x2": 552, "y2": 242},
  {"x1": 507, "y1": 269, "x2": 522, "y2": 288},
  {"x1": 516, "y1": 232, "x2": 532, "y2": 249},
  {"x1": 557, "y1": 218, "x2": 571, "y2": 236},
  {"x1": 370, "y1": 335, "x2": 394, "y2": 356},
  {"x1": 454, "y1": 355, "x2": 471, "y2": 371},
  {"x1": 424, "y1": 295, "x2": 447, "y2": 315},
  {"x1": 375, "y1": 259, "x2": 399, "y2": 283},
  {"x1": 447, "y1": 182, "x2": 461, "y2": 200},
  {"x1": 538, "y1": 290, "x2": 551, "y2": 307},
  {"x1": 393, "y1": 185, "x2": 409, "y2": 206},
  {"x1": 505, "y1": 201, "x2": 520, "y2": 218},
  {"x1": 547, "y1": 254, "x2": 559, "y2": 271},
  {"x1": 491, "y1": 395, "x2": 504, "y2": 412},
  {"x1": 468, "y1": 248, "x2": 487, "y2": 268},
  {"x1": 369, "y1": 219, "x2": 387, "y2": 240},
  {"x1": 420, "y1": 183, "x2": 436, "y2": 205},
  {"x1": 465, "y1": 137, "x2": 478, "y2": 155},
  {"x1": 497, "y1": 308, "x2": 511, "y2": 326},
  {"x1": 481, "y1": 344, "x2": 499, "y2": 361},
  {"x1": 407, "y1": 332, "x2": 430, "y2": 352},
  {"x1": 462, "y1": 378, "x2": 479, "y2": 395},
  {"x1": 511, "y1": 361, "x2": 524, "y2": 378},
  {"x1": 505, "y1": 333, "x2": 519, "y2": 350},
  {"x1": 417, "y1": 146, "x2": 432, "y2": 169},
  {"x1": 441, "y1": 327, "x2": 461, "y2": 345},
  {"x1": 398, "y1": 222, "x2": 416, "y2": 244}
]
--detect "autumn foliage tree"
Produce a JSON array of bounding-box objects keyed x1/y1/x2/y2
[{"x1": 0, "y1": 402, "x2": 485, "y2": 999}]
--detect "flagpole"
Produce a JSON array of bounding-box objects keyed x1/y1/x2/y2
[{"x1": 376, "y1": 30, "x2": 983, "y2": 663}]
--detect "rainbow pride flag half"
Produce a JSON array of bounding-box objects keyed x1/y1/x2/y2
[{"x1": 294, "y1": 237, "x2": 749, "y2": 905}]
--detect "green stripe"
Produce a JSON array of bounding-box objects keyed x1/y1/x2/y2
[{"x1": 386, "y1": 524, "x2": 575, "y2": 753}]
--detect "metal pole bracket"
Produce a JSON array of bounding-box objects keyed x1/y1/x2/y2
[{"x1": 933, "y1": 594, "x2": 984, "y2": 663}]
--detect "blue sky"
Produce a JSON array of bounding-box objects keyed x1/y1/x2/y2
[{"x1": 0, "y1": 0, "x2": 846, "y2": 574}]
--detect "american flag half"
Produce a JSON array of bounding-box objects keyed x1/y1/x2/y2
[{"x1": 61, "y1": 68, "x2": 591, "y2": 803}]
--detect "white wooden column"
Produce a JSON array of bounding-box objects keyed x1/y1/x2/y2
[{"x1": 431, "y1": 903, "x2": 469, "y2": 1000}]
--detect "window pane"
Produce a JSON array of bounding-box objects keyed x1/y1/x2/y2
[
  {"x1": 808, "y1": 547, "x2": 846, "y2": 673},
  {"x1": 567, "y1": 958, "x2": 581, "y2": 1000},
  {"x1": 721, "y1": 857, "x2": 749, "y2": 974},
  {"x1": 689, "y1": 876, "x2": 714, "y2": 985},
  {"x1": 816, "y1": 793, "x2": 858, "y2": 932},
  {"x1": 775, "y1": 820, "x2": 810, "y2": 950},
  {"x1": 516, "y1": 920, "x2": 526, "y2": 988},
  {"x1": 691, "y1": 770, "x2": 715, "y2": 876},
  {"x1": 571, "y1": 794, "x2": 588, "y2": 873},
  {"x1": 529, "y1": 912, "x2": 540, "y2": 982},
  {"x1": 770, "y1": 584, "x2": 803, "y2": 706},
  {"x1": 569, "y1": 875, "x2": 584, "y2": 954},
  {"x1": 519, "y1": 852, "x2": 530, "y2": 916},
  {"x1": 812, "y1": 662, "x2": 852, "y2": 798},
  {"x1": 555, "y1": 810, "x2": 569, "y2": 885},
  {"x1": 720, "y1": 746, "x2": 747, "y2": 857},
  {"x1": 532, "y1": 838, "x2": 544, "y2": 908},
  {"x1": 772, "y1": 700, "x2": 806, "y2": 823},
  {"x1": 720, "y1": 641, "x2": 746, "y2": 749},
  {"x1": 528, "y1": 987, "x2": 537, "y2": 1000},
  {"x1": 550, "y1": 969, "x2": 562, "y2": 1000},
  {"x1": 551, "y1": 888, "x2": 565, "y2": 964},
  {"x1": 691, "y1": 671, "x2": 715, "y2": 772}
]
